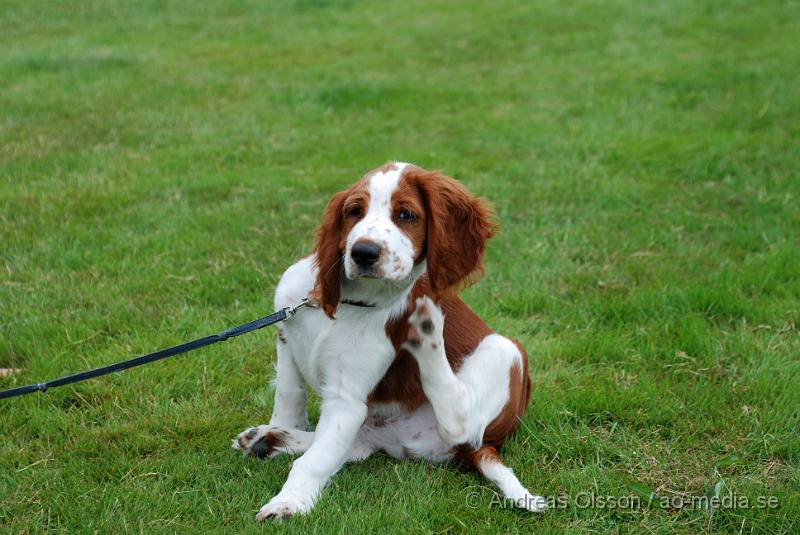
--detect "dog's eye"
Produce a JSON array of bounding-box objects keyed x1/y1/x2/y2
[
  {"x1": 397, "y1": 209, "x2": 415, "y2": 222},
  {"x1": 346, "y1": 206, "x2": 362, "y2": 218}
]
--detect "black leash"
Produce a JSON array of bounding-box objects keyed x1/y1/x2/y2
[{"x1": 0, "y1": 298, "x2": 311, "y2": 400}]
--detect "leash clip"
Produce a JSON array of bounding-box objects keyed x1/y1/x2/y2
[{"x1": 283, "y1": 298, "x2": 311, "y2": 320}]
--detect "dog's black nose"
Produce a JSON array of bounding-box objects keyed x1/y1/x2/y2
[{"x1": 351, "y1": 241, "x2": 381, "y2": 267}]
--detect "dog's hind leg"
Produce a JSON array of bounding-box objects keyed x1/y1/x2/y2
[
  {"x1": 402, "y1": 296, "x2": 546, "y2": 512},
  {"x1": 462, "y1": 446, "x2": 547, "y2": 512},
  {"x1": 402, "y1": 296, "x2": 521, "y2": 447}
]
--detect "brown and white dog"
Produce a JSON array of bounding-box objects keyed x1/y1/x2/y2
[{"x1": 233, "y1": 162, "x2": 546, "y2": 519}]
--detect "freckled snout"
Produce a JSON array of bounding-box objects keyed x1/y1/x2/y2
[{"x1": 350, "y1": 240, "x2": 382, "y2": 267}]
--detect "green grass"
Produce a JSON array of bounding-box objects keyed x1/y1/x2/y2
[{"x1": 1, "y1": 0, "x2": 799, "y2": 532}]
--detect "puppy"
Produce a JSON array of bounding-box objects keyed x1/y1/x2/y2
[{"x1": 234, "y1": 162, "x2": 545, "y2": 519}]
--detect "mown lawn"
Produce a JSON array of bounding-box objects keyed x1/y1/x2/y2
[{"x1": 1, "y1": 0, "x2": 798, "y2": 533}]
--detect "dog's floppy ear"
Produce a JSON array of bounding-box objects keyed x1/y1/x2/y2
[
  {"x1": 314, "y1": 190, "x2": 348, "y2": 318},
  {"x1": 409, "y1": 168, "x2": 497, "y2": 293}
]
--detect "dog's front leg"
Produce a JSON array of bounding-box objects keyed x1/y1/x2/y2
[
  {"x1": 269, "y1": 337, "x2": 309, "y2": 430},
  {"x1": 255, "y1": 394, "x2": 367, "y2": 520}
]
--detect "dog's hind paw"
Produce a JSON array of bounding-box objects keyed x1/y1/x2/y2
[{"x1": 402, "y1": 296, "x2": 445, "y2": 356}]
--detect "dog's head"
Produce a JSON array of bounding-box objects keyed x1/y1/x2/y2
[{"x1": 313, "y1": 162, "x2": 497, "y2": 318}]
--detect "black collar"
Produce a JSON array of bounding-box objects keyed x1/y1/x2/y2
[{"x1": 340, "y1": 299, "x2": 376, "y2": 308}]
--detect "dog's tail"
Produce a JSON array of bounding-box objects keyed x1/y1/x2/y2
[{"x1": 460, "y1": 446, "x2": 547, "y2": 512}]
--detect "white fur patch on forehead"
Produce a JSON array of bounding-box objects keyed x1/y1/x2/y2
[{"x1": 366, "y1": 162, "x2": 409, "y2": 209}]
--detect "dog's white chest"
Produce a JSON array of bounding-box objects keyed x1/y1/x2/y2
[{"x1": 286, "y1": 306, "x2": 397, "y2": 397}]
